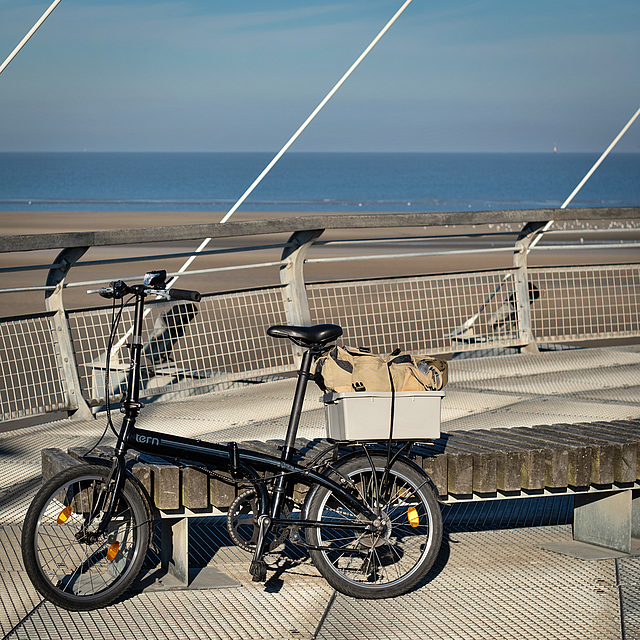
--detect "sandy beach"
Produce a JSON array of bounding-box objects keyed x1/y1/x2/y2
[{"x1": 1, "y1": 210, "x2": 639, "y2": 318}]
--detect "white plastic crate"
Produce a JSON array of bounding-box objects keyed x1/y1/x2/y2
[{"x1": 323, "y1": 391, "x2": 444, "y2": 441}]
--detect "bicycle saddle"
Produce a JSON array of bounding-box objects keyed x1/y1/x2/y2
[{"x1": 267, "y1": 324, "x2": 342, "y2": 349}]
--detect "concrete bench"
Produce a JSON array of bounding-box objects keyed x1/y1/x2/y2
[{"x1": 41, "y1": 418, "x2": 640, "y2": 587}]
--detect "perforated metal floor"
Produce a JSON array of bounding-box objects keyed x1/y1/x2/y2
[
  {"x1": 3, "y1": 519, "x2": 638, "y2": 640},
  {"x1": 2, "y1": 345, "x2": 640, "y2": 639}
]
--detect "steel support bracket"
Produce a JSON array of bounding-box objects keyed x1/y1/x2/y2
[
  {"x1": 513, "y1": 221, "x2": 549, "y2": 354},
  {"x1": 138, "y1": 511, "x2": 240, "y2": 592},
  {"x1": 279, "y1": 229, "x2": 325, "y2": 356},
  {"x1": 45, "y1": 246, "x2": 94, "y2": 420},
  {"x1": 573, "y1": 489, "x2": 640, "y2": 555}
]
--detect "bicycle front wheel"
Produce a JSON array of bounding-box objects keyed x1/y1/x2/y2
[
  {"x1": 306, "y1": 454, "x2": 442, "y2": 599},
  {"x1": 22, "y1": 464, "x2": 151, "y2": 611}
]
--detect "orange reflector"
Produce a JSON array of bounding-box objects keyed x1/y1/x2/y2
[
  {"x1": 106, "y1": 541, "x2": 120, "y2": 562},
  {"x1": 56, "y1": 506, "x2": 73, "y2": 524},
  {"x1": 407, "y1": 506, "x2": 419, "y2": 527}
]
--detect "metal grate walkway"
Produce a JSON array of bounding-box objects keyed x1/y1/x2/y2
[{"x1": 2, "y1": 345, "x2": 640, "y2": 639}]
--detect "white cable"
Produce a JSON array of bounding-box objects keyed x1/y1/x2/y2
[
  {"x1": 220, "y1": 0, "x2": 414, "y2": 225},
  {"x1": 560, "y1": 106, "x2": 640, "y2": 210},
  {"x1": 0, "y1": 0, "x2": 62, "y2": 76},
  {"x1": 165, "y1": 0, "x2": 414, "y2": 290},
  {"x1": 529, "y1": 105, "x2": 640, "y2": 251}
]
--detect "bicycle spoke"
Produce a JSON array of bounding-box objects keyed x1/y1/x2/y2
[
  {"x1": 24, "y1": 467, "x2": 150, "y2": 609},
  {"x1": 308, "y1": 454, "x2": 442, "y2": 597}
]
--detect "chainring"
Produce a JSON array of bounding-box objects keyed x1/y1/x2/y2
[{"x1": 226, "y1": 489, "x2": 290, "y2": 552}]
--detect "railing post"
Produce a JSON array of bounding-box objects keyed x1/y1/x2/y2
[
  {"x1": 45, "y1": 247, "x2": 94, "y2": 420},
  {"x1": 279, "y1": 229, "x2": 324, "y2": 346},
  {"x1": 513, "y1": 222, "x2": 546, "y2": 354}
]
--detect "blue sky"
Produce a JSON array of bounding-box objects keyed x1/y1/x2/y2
[{"x1": 0, "y1": 0, "x2": 639, "y2": 152}]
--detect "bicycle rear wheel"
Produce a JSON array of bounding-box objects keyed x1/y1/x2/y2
[
  {"x1": 306, "y1": 454, "x2": 442, "y2": 599},
  {"x1": 22, "y1": 464, "x2": 151, "y2": 611}
]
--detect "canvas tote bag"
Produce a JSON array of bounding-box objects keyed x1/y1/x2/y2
[{"x1": 314, "y1": 346, "x2": 447, "y2": 393}]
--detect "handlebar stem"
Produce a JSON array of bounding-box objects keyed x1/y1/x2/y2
[
  {"x1": 127, "y1": 288, "x2": 146, "y2": 405},
  {"x1": 114, "y1": 288, "x2": 146, "y2": 455}
]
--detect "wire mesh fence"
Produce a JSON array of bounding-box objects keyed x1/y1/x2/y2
[
  {"x1": 0, "y1": 313, "x2": 68, "y2": 420},
  {"x1": 307, "y1": 270, "x2": 523, "y2": 355},
  {"x1": 1, "y1": 263, "x2": 639, "y2": 422},
  {"x1": 530, "y1": 264, "x2": 640, "y2": 343},
  {"x1": 67, "y1": 286, "x2": 294, "y2": 406}
]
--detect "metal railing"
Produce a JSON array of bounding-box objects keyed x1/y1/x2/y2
[{"x1": 1, "y1": 208, "x2": 639, "y2": 422}]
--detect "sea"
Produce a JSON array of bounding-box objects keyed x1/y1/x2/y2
[{"x1": 0, "y1": 152, "x2": 638, "y2": 214}]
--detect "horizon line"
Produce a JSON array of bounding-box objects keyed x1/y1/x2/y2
[{"x1": 1, "y1": 149, "x2": 639, "y2": 155}]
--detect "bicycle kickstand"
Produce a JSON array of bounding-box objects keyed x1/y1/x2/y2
[{"x1": 249, "y1": 514, "x2": 271, "y2": 582}]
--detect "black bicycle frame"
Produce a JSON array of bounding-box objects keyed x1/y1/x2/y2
[
  {"x1": 125, "y1": 426, "x2": 377, "y2": 522},
  {"x1": 102, "y1": 286, "x2": 379, "y2": 531}
]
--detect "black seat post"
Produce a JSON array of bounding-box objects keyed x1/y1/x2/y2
[
  {"x1": 281, "y1": 348, "x2": 315, "y2": 462},
  {"x1": 264, "y1": 323, "x2": 341, "y2": 462}
]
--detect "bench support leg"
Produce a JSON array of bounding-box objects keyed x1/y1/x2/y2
[
  {"x1": 573, "y1": 490, "x2": 634, "y2": 554},
  {"x1": 150, "y1": 515, "x2": 240, "y2": 591},
  {"x1": 161, "y1": 517, "x2": 189, "y2": 586}
]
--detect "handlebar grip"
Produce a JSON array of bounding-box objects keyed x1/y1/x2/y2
[
  {"x1": 87, "y1": 287, "x2": 114, "y2": 298},
  {"x1": 168, "y1": 288, "x2": 201, "y2": 302}
]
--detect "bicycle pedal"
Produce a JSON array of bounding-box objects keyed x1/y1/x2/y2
[{"x1": 249, "y1": 560, "x2": 268, "y2": 582}]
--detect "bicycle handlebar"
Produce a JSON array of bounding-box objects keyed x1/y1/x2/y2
[
  {"x1": 86, "y1": 282, "x2": 130, "y2": 299},
  {"x1": 87, "y1": 280, "x2": 201, "y2": 302},
  {"x1": 167, "y1": 288, "x2": 201, "y2": 302}
]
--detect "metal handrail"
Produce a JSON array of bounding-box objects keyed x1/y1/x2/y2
[
  {"x1": 2, "y1": 208, "x2": 639, "y2": 253},
  {"x1": 1, "y1": 208, "x2": 638, "y2": 296},
  {"x1": 1, "y1": 208, "x2": 638, "y2": 423}
]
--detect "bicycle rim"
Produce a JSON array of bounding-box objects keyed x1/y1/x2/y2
[
  {"x1": 307, "y1": 455, "x2": 441, "y2": 598},
  {"x1": 23, "y1": 465, "x2": 150, "y2": 610}
]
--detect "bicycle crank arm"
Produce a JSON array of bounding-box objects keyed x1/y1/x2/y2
[{"x1": 249, "y1": 514, "x2": 271, "y2": 582}]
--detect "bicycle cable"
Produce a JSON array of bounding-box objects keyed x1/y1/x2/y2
[
  {"x1": 86, "y1": 293, "x2": 128, "y2": 453},
  {"x1": 105, "y1": 294, "x2": 129, "y2": 439},
  {"x1": 183, "y1": 442, "x2": 345, "y2": 502}
]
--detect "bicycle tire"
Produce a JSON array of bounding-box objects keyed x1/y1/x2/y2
[
  {"x1": 22, "y1": 464, "x2": 151, "y2": 611},
  {"x1": 306, "y1": 454, "x2": 442, "y2": 599}
]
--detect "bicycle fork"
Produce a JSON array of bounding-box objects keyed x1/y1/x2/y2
[{"x1": 85, "y1": 288, "x2": 145, "y2": 541}]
